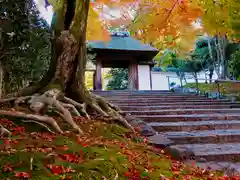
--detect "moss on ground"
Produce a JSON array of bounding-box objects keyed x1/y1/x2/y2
[{"x1": 0, "y1": 117, "x2": 227, "y2": 179}]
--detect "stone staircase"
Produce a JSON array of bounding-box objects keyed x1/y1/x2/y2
[{"x1": 94, "y1": 90, "x2": 240, "y2": 173}]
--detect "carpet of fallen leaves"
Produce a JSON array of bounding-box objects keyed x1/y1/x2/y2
[{"x1": 0, "y1": 116, "x2": 237, "y2": 179}]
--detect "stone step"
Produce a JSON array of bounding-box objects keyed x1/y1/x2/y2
[
  {"x1": 94, "y1": 90, "x2": 189, "y2": 95},
  {"x1": 119, "y1": 104, "x2": 237, "y2": 111},
  {"x1": 116, "y1": 102, "x2": 238, "y2": 106},
  {"x1": 148, "y1": 120, "x2": 240, "y2": 132},
  {"x1": 108, "y1": 97, "x2": 215, "y2": 103},
  {"x1": 171, "y1": 143, "x2": 240, "y2": 161},
  {"x1": 135, "y1": 113, "x2": 240, "y2": 122},
  {"x1": 123, "y1": 108, "x2": 240, "y2": 115},
  {"x1": 105, "y1": 97, "x2": 210, "y2": 101},
  {"x1": 95, "y1": 93, "x2": 205, "y2": 97},
  {"x1": 185, "y1": 160, "x2": 240, "y2": 173},
  {"x1": 160, "y1": 129, "x2": 240, "y2": 144},
  {"x1": 112, "y1": 100, "x2": 231, "y2": 105}
]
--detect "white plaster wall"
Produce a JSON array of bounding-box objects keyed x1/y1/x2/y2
[
  {"x1": 151, "y1": 72, "x2": 180, "y2": 90},
  {"x1": 151, "y1": 71, "x2": 219, "y2": 90},
  {"x1": 138, "y1": 65, "x2": 151, "y2": 90}
]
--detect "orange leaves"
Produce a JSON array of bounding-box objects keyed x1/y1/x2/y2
[
  {"x1": 87, "y1": 5, "x2": 111, "y2": 42},
  {"x1": 129, "y1": 0, "x2": 203, "y2": 50}
]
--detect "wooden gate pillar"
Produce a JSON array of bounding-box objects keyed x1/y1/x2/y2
[
  {"x1": 128, "y1": 60, "x2": 138, "y2": 90},
  {"x1": 94, "y1": 58, "x2": 102, "y2": 90}
]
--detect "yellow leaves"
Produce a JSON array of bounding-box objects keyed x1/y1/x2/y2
[
  {"x1": 87, "y1": 6, "x2": 110, "y2": 42},
  {"x1": 129, "y1": 0, "x2": 203, "y2": 49},
  {"x1": 195, "y1": 0, "x2": 239, "y2": 39}
]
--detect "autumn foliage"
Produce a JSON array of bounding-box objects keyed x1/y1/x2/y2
[{"x1": 86, "y1": 0, "x2": 240, "y2": 52}]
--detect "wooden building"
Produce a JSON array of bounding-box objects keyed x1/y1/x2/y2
[{"x1": 88, "y1": 32, "x2": 159, "y2": 90}]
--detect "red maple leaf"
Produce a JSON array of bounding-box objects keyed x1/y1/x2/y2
[
  {"x1": 11, "y1": 126, "x2": 25, "y2": 135},
  {"x1": 76, "y1": 135, "x2": 89, "y2": 147},
  {"x1": 60, "y1": 154, "x2": 79, "y2": 163},
  {"x1": 3, "y1": 164, "x2": 13, "y2": 172},
  {"x1": 14, "y1": 171, "x2": 30, "y2": 179},
  {"x1": 4, "y1": 139, "x2": 10, "y2": 145},
  {"x1": 123, "y1": 168, "x2": 140, "y2": 178},
  {"x1": 46, "y1": 164, "x2": 64, "y2": 175},
  {"x1": 46, "y1": 164, "x2": 75, "y2": 175}
]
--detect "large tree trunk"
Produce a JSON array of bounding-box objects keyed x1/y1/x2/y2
[
  {"x1": 1, "y1": 0, "x2": 133, "y2": 134},
  {"x1": 0, "y1": 61, "x2": 3, "y2": 97}
]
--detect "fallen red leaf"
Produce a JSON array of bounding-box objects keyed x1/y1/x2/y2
[
  {"x1": 46, "y1": 164, "x2": 76, "y2": 175},
  {"x1": 14, "y1": 171, "x2": 30, "y2": 179},
  {"x1": 46, "y1": 164, "x2": 64, "y2": 175},
  {"x1": 11, "y1": 126, "x2": 25, "y2": 135},
  {"x1": 123, "y1": 168, "x2": 140, "y2": 178},
  {"x1": 4, "y1": 139, "x2": 10, "y2": 145},
  {"x1": 60, "y1": 153, "x2": 79, "y2": 163},
  {"x1": 76, "y1": 135, "x2": 89, "y2": 147},
  {"x1": 3, "y1": 164, "x2": 13, "y2": 172}
]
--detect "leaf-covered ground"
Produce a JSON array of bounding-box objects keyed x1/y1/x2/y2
[{"x1": 0, "y1": 116, "x2": 235, "y2": 179}]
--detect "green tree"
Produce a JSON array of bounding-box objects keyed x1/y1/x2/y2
[
  {"x1": 193, "y1": 36, "x2": 239, "y2": 81},
  {"x1": 106, "y1": 68, "x2": 128, "y2": 90},
  {"x1": 0, "y1": 0, "x2": 51, "y2": 94}
]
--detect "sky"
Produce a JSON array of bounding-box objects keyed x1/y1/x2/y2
[
  {"x1": 34, "y1": 0, "x2": 53, "y2": 24},
  {"x1": 34, "y1": 0, "x2": 127, "y2": 25}
]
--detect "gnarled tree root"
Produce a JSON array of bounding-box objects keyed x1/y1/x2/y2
[
  {"x1": 0, "y1": 88, "x2": 134, "y2": 135},
  {"x1": 21, "y1": 120, "x2": 55, "y2": 134},
  {"x1": 0, "y1": 124, "x2": 11, "y2": 136},
  {"x1": 28, "y1": 89, "x2": 84, "y2": 134},
  {"x1": 78, "y1": 91, "x2": 134, "y2": 132},
  {"x1": 0, "y1": 110, "x2": 63, "y2": 133},
  {"x1": 63, "y1": 97, "x2": 90, "y2": 119}
]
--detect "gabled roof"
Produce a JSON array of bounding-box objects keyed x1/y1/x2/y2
[{"x1": 89, "y1": 35, "x2": 158, "y2": 52}]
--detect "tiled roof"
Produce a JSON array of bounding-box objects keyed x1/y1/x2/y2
[{"x1": 89, "y1": 35, "x2": 158, "y2": 52}]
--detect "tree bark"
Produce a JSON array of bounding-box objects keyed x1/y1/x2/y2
[
  {"x1": 0, "y1": 61, "x2": 3, "y2": 97},
  {"x1": 209, "y1": 67, "x2": 214, "y2": 83},
  {"x1": 214, "y1": 36, "x2": 221, "y2": 78},
  {"x1": 193, "y1": 72, "x2": 199, "y2": 94}
]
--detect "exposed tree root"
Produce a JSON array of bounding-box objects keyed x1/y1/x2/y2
[
  {"x1": 78, "y1": 91, "x2": 134, "y2": 132},
  {"x1": 22, "y1": 120, "x2": 55, "y2": 134},
  {"x1": 0, "y1": 124, "x2": 11, "y2": 136},
  {"x1": 0, "y1": 88, "x2": 134, "y2": 135},
  {"x1": 62, "y1": 103, "x2": 81, "y2": 116},
  {"x1": 0, "y1": 97, "x2": 18, "y2": 104},
  {"x1": 27, "y1": 89, "x2": 83, "y2": 134},
  {"x1": 0, "y1": 110, "x2": 63, "y2": 133},
  {"x1": 63, "y1": 97, "x2": 90, "y2": 119}
]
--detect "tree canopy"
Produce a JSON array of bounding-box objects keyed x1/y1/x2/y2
[{"x1": 43, "y1": 0, "x2": 239, "y2": 49}]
